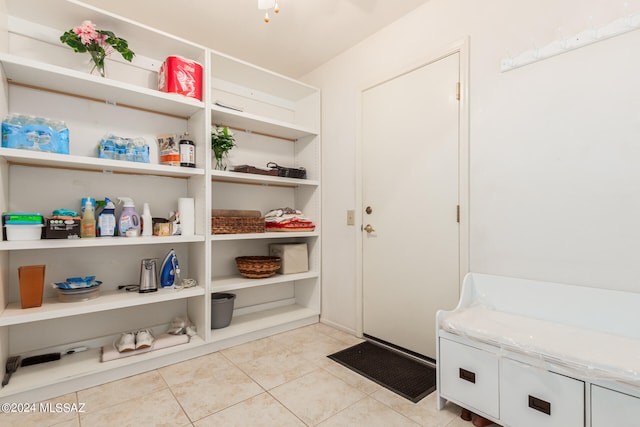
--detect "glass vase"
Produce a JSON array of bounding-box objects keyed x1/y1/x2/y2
[
  {"x1": 214, "y1": 155, "x2": 227, "y2": 171},
  {"x1": 89, "y1": 50, "x2": 106, "y2": 77}
]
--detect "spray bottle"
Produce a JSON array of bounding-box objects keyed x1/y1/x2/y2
[
  {"x1": 117, "y1": 197, "x2": 140, "y2": 237},
  {"x1": 141, "y1": 203, "x2": 153, "y2": 236}
]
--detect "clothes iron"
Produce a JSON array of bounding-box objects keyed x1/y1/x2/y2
[{"x1": 160, "y1": 249, "x2": 180, "y2": 288}]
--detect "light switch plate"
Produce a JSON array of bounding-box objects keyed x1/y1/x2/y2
[{"x1": 347, "y1": 210, "x2": 355, "y2": 225}]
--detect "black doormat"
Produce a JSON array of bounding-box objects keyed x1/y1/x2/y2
[{"x1": 328, "y1": 341, "x2": 436, "y2": 403}]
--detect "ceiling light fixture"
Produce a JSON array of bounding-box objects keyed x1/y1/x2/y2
[{"x1": 258, "y1": 0, "x2": 280, "y2": 23}]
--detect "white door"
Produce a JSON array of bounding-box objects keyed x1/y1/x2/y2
[{"x1": 362, "y1": 52, "x2": 461, "y2": 359}]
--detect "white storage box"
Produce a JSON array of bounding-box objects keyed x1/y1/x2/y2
[
  {"x1": 4, "y1": 224, "x2": 43, "y2": 241},
  {"x1": 269, "y1": 243, "x2": 309, "y2": 274}
]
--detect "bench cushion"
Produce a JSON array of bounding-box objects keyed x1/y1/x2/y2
[{"x1": 440, "y1": 305, "x2": 640, "y2": 384}]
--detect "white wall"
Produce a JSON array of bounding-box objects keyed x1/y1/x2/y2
[{"x1": 303, "y1": 0, "x2": 640, "y2": 333}]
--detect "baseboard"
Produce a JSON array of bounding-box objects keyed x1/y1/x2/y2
[{"x1": 319, "y1": 318, "x2": 360, "y2": 337}]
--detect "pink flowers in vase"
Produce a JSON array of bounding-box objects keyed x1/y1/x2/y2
[{"x1": 60, "y1": 20, "x2": 135, "y2": 77}]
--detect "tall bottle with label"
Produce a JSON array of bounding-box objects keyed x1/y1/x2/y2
[
  {"x1": 141, "y1": 203, "x2": 153, "y2": 236},
  {"x1": 80, "y1": 199, "x2": 96, "y2": 238},
  {"x1": 98, "y1": 198, "x2": 117, "y2": 237},
  {"x1": 117, "y1": 197, "x2": 140, "y2": 237},
  {"x1": 179, "y1": 132, "x2": 195, "y2": 168}
]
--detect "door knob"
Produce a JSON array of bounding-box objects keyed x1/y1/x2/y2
[{"x1": 363, "y1": 224, "x2": 375, "y2": 233}]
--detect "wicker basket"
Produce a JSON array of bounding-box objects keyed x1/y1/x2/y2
[
  {"x1": 235, "y1": 256, "x2": 281, "y2": 279},
  {"x1": 212, "y1": 216, "x2": 265, "y2": 234}
]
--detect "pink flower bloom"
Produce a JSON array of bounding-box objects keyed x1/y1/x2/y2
[
  {"x1": 73, "y1": 20, "x2": 98, "y2": 45},
  {"x1": 95, "y1": 33, "x2": 114, "y2": 55}
]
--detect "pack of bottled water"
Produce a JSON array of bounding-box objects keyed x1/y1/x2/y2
[
  {"x1": 1, "y1": 114, "x2": 70, "y2": 154},
  {"x1": 98, "y1": 134, "x2": 150, "y2": 163}
]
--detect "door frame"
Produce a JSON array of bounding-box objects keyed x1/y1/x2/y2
[{"x1": 354, "y1": 37, "x2": 470, "y2": 337}]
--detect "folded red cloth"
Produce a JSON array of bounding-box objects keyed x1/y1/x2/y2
[{"x1": 266, "y1": 219, "x2": 315, "y2": 231}]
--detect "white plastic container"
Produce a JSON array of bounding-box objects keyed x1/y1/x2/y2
[
  {"x1": 141, "y1": 203, "x2": 152, "y2": 236},
  {"x1": 4, "y1": 224, "x2": 43, "y2": 241}
]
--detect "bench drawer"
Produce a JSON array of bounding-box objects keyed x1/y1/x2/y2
[
  {"x1": 439, "y1": 338, "x2": 499, "y2": 418},
  {"x1": 591, "y1": 385, "x2": 640, "y2": 427},
  {"x1": 500, "y1": 358, "x2": 584, "y2": 427}
]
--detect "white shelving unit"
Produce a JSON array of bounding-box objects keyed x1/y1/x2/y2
[
  {"x1": 0, "y1": 0, "x2": 320, "y2": 402},
  {"x1": 208, "y1": 48, "x2": 321, "y2": 345}
]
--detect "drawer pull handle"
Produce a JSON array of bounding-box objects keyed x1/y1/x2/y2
[
  {"x1": 459, "y1": 368, "x2": 476, "y2": 384},
  {"x1": 528, "y1": 395, "x2": 551, "y2": 416}
]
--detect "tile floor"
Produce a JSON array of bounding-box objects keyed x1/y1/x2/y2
[{"x1": 0, "y1": 323, "x2": 489, "y2": 427}]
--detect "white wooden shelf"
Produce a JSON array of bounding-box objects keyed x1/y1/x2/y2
[
  {"x1": 0, "y1": 335, "x2": 205, "y2": 399},
  {"x1": 211, "y1": 271, "x2": 320, "y2": 293},
  {"x1": 211, "y1": 169, "x2": 319, "y2": 187},
  {"x1": 211, "y1": 51, "x2": 318, "y2": 103},
  {"x1": 0, "y1": 0, "x2": 320, "y2": 402},
  {"x1": 0, "y1": 286, "x2": 205, "y2": 326},
  {"x1": 211, "y1": 231, "x2": 319, "y2": 241},
  {"x1": 209, "y1": 304, "x2": 318, "y2": 342},
  {"x1": 0, "y1": 148, "x2": 205, "y2": 178},
  {"x1": 0, "y1": 53, "x2": 204, "y2": 119},
  {"x1": 0, "y1": 235, "x2": 205, "y2": 251},
  {"x1": 212, "y1": 104, "x2": 318, "y2": 141}
]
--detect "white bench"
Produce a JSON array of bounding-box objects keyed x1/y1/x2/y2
[{"x1": 436, "y1": 273, "x2": 640, "y2": 427}]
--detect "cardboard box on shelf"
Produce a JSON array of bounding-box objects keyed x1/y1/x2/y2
[
  {"x1": 269, "y1": 243, "x2": 309, "y2": 274},
  {"x1": 43, "y1": 218, "x2": 80, "y2": 239}
]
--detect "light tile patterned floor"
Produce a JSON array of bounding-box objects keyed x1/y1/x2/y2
[{"x1": 0, "y1": 323, "x2": 488, "y2": 426}]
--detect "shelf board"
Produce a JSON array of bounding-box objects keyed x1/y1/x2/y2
[
  {"x1": 212, "y1": 271, "x2": 319, "y2": 293},
  {"x1": 211, "y1": 231, "x2": 319, "y2": 241},
  {"x1": 209, "y1": 304, "x2": 319, "y2": 343},
  {"x1": 211, "y1": 170, "x2": 319, "y2": 187},
  {"x1": 0, "y1": 53, "x2": 204, "y2": 119},
  {"x1": 0, "y1": 147, "x2": 205, "y2": 178},
  {"x1": 0, "y1": 234, "x2": 205, "y2": 251},
  {"x1": 0, "y1": 286, "x2": 205, "y2": 326},
  {"x1": 211, "y1": 51, "x2": 318, "y2": 103},
  {"x1": 212, "y1": 104, "x2": 318, "y2": 141},
  {"x1": 0, "y1": 335, "x2": 205, "y2": 399}
]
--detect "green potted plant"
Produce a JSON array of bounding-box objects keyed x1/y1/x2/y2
[{"x1": 211, "y1": 126, "x2": 236, "y2": 170}]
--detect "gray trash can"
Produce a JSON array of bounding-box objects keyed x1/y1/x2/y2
[{"x1": 211, "y1": 292, "x2": 236, "y2": 329}]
